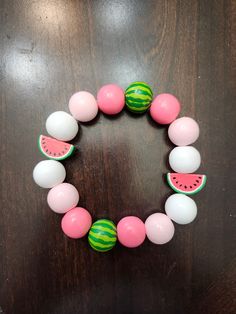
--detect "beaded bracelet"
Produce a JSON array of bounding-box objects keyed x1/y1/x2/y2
[{"x1": 33, "y1": 82, "x2": 206, "y2": 252}]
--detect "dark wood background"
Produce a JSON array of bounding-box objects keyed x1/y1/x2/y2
[{"x1": 1, "y1": 0, "x2": 236, "y2": 313}]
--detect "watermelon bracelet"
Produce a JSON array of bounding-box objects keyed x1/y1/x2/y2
[{"x1": 33, "y1": 82, "x2": 206, "y2": 252}]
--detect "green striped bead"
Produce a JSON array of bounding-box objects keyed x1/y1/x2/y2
[
  {"x1": 88, "y1": 219, "x2": 117, "y2": 252},
  {"x1": 125, "y1": 81, "x2": 153, "y2": 113}
]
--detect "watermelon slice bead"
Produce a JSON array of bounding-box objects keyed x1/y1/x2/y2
[
  {"x1": 38, "y1": 135, "x2": 75, "y2": 161},
  {"x1": 166, "y1": 173, "x2": 206, "y2": 195}
]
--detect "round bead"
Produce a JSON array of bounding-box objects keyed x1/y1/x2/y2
[
  {"x1": 125, "y1": 81, "x2": 153, "y2": 113},
  {"x1": 68, "y1": 91, "x2": 98, "y2": 122},
  {"x1": 47, "y1": 183, "x2": 79, "y2": 214},
  {"x1": 165, "y1": 193, "x2": 197, "y2": 224},
  {"x1": 169, "y1": 146, "x2": 201, "y2": 173},
  {"x1": 46, "y1": 111, "x2": 79, "y2": 141},
  {"x1": 97, "y1": 84, "x2": 125, "y2": 115},
  {"x1": 33, "y1": 160, "x2": 66, "y2": 188},
  {"x1": 145, "y1": 213, "x2": 175, "y2": 244},
  {"x1": 88, "y1": 219, "x2": 117, "y2": 252},
  {"x1": 117, "y1": 216, "x2": 146, "y2": 248},
  {"x1": 61, "y1": 207, "x2": 92, "y2": 238},
  {"x1": 150, "y1": 93, "x2": 181, "y2": 124},
  {"x1": 168, "y1": 117, "x2": 199, "y2": 146}
]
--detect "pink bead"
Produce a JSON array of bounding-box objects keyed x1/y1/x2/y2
[
  {"x1": 97, "y1": 84, "x2": 125, "y2": 115},
  {"x1": 117, "y1": 216, "x2": 146, "y2": 248},
  {"x1": 47, "y1": 183, "x2": 79, "y2": 214},
  {"x1": 69, "y1": 91, "x2": 98, "y2": 122},
  {"x1": 150, "y1": 93, "x2": 181, "y2": 124},
  {"x1": 168, "y1": 117, "x2": 200, "y2": 146},
  {"x1": 61, "y1": 207, "x2": 92, "y2": 239},
  {"x1": 145, "y1": 213, "x2": 175, "y2": 245}
]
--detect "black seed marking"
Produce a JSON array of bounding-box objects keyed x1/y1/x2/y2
[
  {"x1": 194, "y1": 183, "x2": 197, "y2": 186},
  {"x1": 196, "y1": 180, "x2": 199, "y2": 183},
  {"x1": 190, "y1": 186, "x2": 192, "y2": 188},
  {"x1": 173, "y1": 177, "x2": 176, "y2": 180},
  {"x1": 180, "y1": 184, "x2": 182, "y2": 187},
  {"x1": 176, "y1": 181, "x2": 178, "y2": 184},
  {"x1": 46, "y1": 149, "x2": 48, "y2": 152},
  {"x1": 184, "y1": 185, "x2": 187, "y2": 189},
  {"x1": 198, "y1": 176, "x2": 202, "y2": 179}
]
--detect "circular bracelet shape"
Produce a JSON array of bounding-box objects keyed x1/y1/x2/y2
[{"x1": 33, "y1": 82, "x2": 207, "y2": 252}]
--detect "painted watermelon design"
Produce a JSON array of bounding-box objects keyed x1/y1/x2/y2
[
  {"x1": 38, "y1": 135, "x2": 75, "y2": 160},
  {"x1": 167, "y1": 173, "x2": 207, "y2": 195},
  {"x1": 88, "y1": 219, "x2": 117, "y2": 252},
  {"x1": 125, "y1": 81, "x2": 153, "y2": 113}
]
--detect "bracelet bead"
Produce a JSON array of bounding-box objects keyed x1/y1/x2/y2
[
  {"x1": 46, "y1": 111, "x2": 78, "y2": 141},
  {"x1": 150, "y1": 93, "x2": 181, "y2": 124},
  {"x1": 69, "y1": 91, "x2": 98, "y2": 122},
  {"x1": 168, "y1": 117, "x2": 199, "y2": 146},
  {"x1": 61, "y1": 207, "x2": 92, "y2": 239},
  {"x1": 47, "y1": 183, "x2": 79, "y2": 214}
]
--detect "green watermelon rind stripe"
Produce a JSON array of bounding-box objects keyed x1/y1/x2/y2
[
  {"x1": 90, "y1": 227, "x2": 116, "y2": 238},
  {"x1": 127, "y1": 105, "x2": 150, "y2": 112},
  {"x1": 125, "y1": 89, "x2": 152, "y2": 97},
  {"x1": 125, "y1": 87, "x2": 153, "y2": 98},
  {"x1": 166, "y1": 173, "x2": 207, "y2": 195},
  {"x1": 126, "y1": 105, "x2": 150, "y2": 113},
  {"x1": 126, "y1": 96, "x2": 152, "y2": 104},
  {"x1": 94, "y1": 219, "x2": 116, "y2": 227},
  {"x1": 89, "y1": 240, "x2": 114, "y2": 252},
  {"x1": 91, "y1": 226, "x2": 116, "y2": 236},
  {"x1": 126, "y1": 92, "x2": 152, "y2": 100},
  {"x1": 126, "y1": 98, "x2": 151, "y2": 106},
  {"x1": 38, "y1": 135, "x2": 75, "y2": 161},
  {"x1": 88, "y1": 235, "x2": 116, "y2": 250},
  {"x1": 125, "y1": 82, "x2": 153, "y2": 95},
  {"x1": 93, "y1": 220, "x2": 116, "y2": 232},
  {"x1": 88, "y1": 234, "x2": 116, "y2": 246},
  {"x1": 126, "y1": 102, "x2": 151, "y2": 110}
]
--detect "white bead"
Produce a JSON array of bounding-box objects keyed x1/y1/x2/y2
[
  {"x1": 33, "y1": 160, "x2": 66, "y2": 188},
  {"x1": 169, "y1": 146, "x2": 201, "y2": 173},
  {"x1": 165, "y1": 193, "x2": 197, "y2": 224},
  {"x1": 46, "y1": 111, "x2": 79, "y2": 141}
]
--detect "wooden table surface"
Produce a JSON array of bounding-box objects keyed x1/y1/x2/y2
[{"x1": 1, "y1": 1, "x2": 236, "y2": 313}]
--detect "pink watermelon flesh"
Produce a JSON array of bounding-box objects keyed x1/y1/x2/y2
[
  {"x1": 38, "y1": 135, "x2": 75, "y2": 160},
  {"x1": 167, "y1": 173, "x2": 206, "y2": 195}
]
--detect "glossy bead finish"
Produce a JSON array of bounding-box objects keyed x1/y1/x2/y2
[
  {"x1": 97, "y1": 84, "x2": 125, "y2": 115},
  {"x1": 117, "y1": 216, "x2": 146, "y2": 248},
  {"x1": 47, "y1": 183, "x2": 79, "y2": 214},
  {"x1": 69, "y1": 91, "x2": 98, "y2": 122},
  {"x1": 165, "y1": 193, "x2": 197, "y2": 224},
  {"x1": 169, "y1": 146, "x2": 201, "y2": 173},
  {"x1": 168, "y1": 117, "x2": 199, "y2": 146},
  {"x1": 61, "y1": 207, "x2": 92, "y2": 238},
  {"x1": 33, "y1": 160, "x2": 66, "y2": 188},
  {"x1": 150, "y1": 93, "x2": 181, "y2": 124},
  {"x1": 46, "y1": 111, "x2": 78, "y2": 141},
  {"x1": 145, "y1": 213, "x2": 175, "y2": 244}
]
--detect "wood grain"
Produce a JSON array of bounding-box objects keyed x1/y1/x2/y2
[{"x1": 0, "y1": 0, "x2": 236, "y2": 313}]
